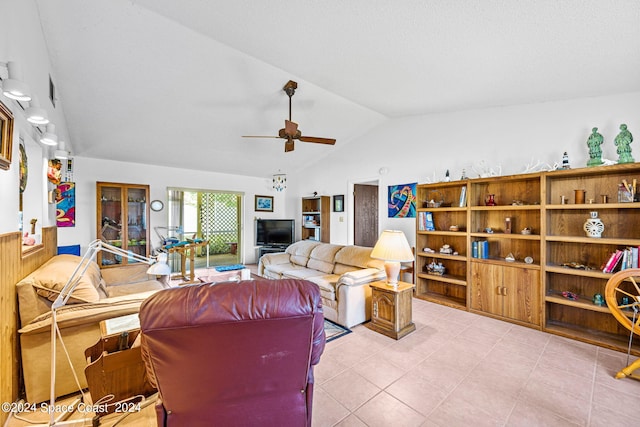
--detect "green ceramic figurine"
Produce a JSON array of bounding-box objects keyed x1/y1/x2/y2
[
  {"x1": 614, "y1": 123, "x2": 634, "y2": 164},
  {"x1": 586, "y1": 127, "x2": 604, "y2": 167}
]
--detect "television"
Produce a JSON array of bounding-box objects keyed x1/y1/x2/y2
[{"x1": 255, "y1": 219, "x2": 295, "y2": 247}]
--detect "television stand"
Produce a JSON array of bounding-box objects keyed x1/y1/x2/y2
[{"x1": 258, "y1": 245, "x2": 288, "y2": 258}]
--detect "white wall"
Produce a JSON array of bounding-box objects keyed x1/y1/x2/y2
[
  {"x1": 291, "y1": 91, "x2": 640, "y2": 248},
  {"x1": 0, "y1": 0, "x2": 72, "y2": 234},
  {"x1": 60, "y1": 157, "x2": 287, "y2": 264}
]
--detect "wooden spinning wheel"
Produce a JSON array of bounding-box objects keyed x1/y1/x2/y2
[{"x1": 604, "y1": 268, "x2": 640, "y2": 379}]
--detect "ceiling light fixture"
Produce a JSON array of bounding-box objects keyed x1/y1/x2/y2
[
  {"x1": 1, "y1": 61, "x2": 32, "y2": 101},
  {"x1": 273, "y1": 173, "x2": 287, "y2": 192},
  {"x1": 54, "y1": 140, "x2": 69, "y2": 159},
  {"x1": 40, "y1": 123, "x2": 58, "y2": 146},
  {"x1": 26, "y1": 95, "x2": 49, "y2": 125}
]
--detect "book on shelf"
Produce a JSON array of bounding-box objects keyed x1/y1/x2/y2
[
  {"x1": 458, "y1": 186, "x2": 467, "y2": 207},
  {"x1": 603, "y1": 250, "x2": 623, "y2": 273},
  {"x1": 472, "y1": 240, "x2": 489, "y2": 259},
  {"x1": 418, "y1": 211, "x2": 435, "y2": 231},
  {"x1": 603, "y1": 247, "x2": 640, "y2": 273}
]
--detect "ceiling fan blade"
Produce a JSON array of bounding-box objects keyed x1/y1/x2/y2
[
  {"x1": 284, "y1": 138, "x2": 295, "y2": 152},
  {"x1": 299, "y1": 136, "x2": 336, "y2": 145},
  {"x1": 242, "y1": 135, "x2": 281, "y2": 139}
]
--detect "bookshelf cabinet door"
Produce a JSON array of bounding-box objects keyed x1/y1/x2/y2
[
  {"x1": 470, "y1": 263, "x2": 503, "y2": 316},
  {"x1": 503, "y1": 266, "x2": 540, "y2": 325}
]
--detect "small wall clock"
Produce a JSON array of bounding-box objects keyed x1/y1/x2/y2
[{"x1": 150, "y1": 200, "x2": 164, "y2": 212}]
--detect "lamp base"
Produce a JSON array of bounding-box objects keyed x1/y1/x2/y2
[{"x1": 384, "y1": 261, "x2": 401, "y2": 288}]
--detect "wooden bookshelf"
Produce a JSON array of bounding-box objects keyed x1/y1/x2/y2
[{"x1": 415, "y1": 163, "x2": 640, "y2": 354}]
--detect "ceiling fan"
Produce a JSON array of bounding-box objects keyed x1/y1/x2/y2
[{"x1": 242, "y1": 80, "x2": 336, "y2": 152}]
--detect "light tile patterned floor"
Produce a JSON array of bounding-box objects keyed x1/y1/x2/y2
[
  {"x1": 312, "y1": 297, "x2": 640, "y2": 427},
  {"x1": 7, "y1": 287, "x2": 640, "y2": 426}
]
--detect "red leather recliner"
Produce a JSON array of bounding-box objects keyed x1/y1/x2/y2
[{"x1": 140, "y1": 279, "x2": 326, "y2": 427}]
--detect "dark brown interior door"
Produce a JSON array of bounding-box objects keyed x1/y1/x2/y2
[{"x1": 354, "y1": 184, "x2": 378, "y2": 247}]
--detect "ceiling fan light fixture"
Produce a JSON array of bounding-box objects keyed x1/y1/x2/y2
[{"x1": 273, "y1": 173, "x2": 287, "y2": 192}]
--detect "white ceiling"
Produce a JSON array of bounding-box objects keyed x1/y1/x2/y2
[{"x1": 35, "y1": 0, "x2": 640, "y2": 178}]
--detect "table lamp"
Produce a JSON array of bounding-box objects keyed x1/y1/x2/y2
[
  {"x1": 370, "y1": 230, "x2": 414, "y2": 287},
  {"x1": 40, "y1": 239, "x2": 170, "y2": 426}
]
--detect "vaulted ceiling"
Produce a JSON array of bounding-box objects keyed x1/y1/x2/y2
[{"x1": 35, "y1": 0, "x2": 640, "y2": 178}]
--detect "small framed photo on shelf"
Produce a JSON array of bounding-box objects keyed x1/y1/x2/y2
[
  {"x1": 255, "y1": 195, "x2": 274, "y2": 212},
  {"x1": 333, "y1": 195, "x2": 344, "y2": 212}
]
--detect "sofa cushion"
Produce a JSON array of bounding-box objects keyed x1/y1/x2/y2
[
  {"x1": 281, "y1": 268, "x2": 326, "y2": 280},
  {"x1": 31, "y1": 254, "x2": 101, "y2": 304},
  {"x1": 106, "y1": 279, "x2": 166, "y2": 297},
  {"x1": 305, "y1": 275, "x2": 340, "y2": 302},
  {"x1": 333, "y1": 263, "x2": 360, "y2": 275},
  {"x1": 307, "y1": 244, "x2": 344, "y2": 274},
  {"x1": 334, "y1": 245, "x2": 384, "y2": 271},
  {"x1": 285, "y1": 240, "x2": 322, "y2": 267},
  {"x1": 100, "y1": 263, "x2": 155, "y2": 286},
  {"x1": 265, "y1": 263, "x2": 305, "y2": 277}
]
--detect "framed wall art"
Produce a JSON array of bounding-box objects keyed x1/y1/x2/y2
[
  {"x1": 0, "y1": 100, "x2": 14, "y2": 171},
  {"x1": 333, "y1": 195, "x2": 344, "y2": 212},
  {"x1": 255, "y1": 195, "x2": 274, "y2": 212},
  {"x1": 56, "y1": 182, "x2": 76, "y2": 227},
  {"x1": 388, "y1": 182, "x2": 417, "y2": 218}
]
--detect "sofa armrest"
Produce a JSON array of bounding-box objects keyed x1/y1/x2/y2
[
  {"x1": 258, "y1": 252, "x2": 290, "y2": 275},
  {"x1": 18, "y1": 291, "x2": 157, "y2": 335},
  {"x1": 338, "y1": 268, "x2": 386, "y2": 286},
  {"x1": 260, "y1": 252, "x2": 290, "y2": 265}
]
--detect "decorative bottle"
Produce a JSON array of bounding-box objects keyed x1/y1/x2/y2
[{"x1": 583, "y1": 211, "x2": 604, "y2": 238}]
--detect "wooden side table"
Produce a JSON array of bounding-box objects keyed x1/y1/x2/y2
[
  {"x1": 367, "y1": 280, "x2": 416, "y2": 339},
  {"x1": 85, "y1": 315, "x2": 155, "y2": 417}
]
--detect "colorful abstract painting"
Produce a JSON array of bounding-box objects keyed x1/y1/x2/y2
[
  {"x1": 388, "y1": 182, "x2": 417, "y2": 218},
  {"x1": 56, "y1": 182, "x2": 75, "y2": 227}
]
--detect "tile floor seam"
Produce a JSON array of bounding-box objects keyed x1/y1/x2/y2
[
  {"x1": 585, "y1": 347, "x2": 602, "y2": 426},
  {"x1": 433, "y1": 332, "x2": 515, "y2": 424},
  {"x1": 506, "y1": 331, "x2": 572, "y2": 425}
]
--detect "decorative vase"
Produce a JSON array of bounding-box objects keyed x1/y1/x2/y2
[{"x1": 583, "y1": 211, "x2": 604, "y2": 238}]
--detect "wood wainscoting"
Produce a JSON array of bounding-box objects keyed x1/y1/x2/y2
[{"x1": 0, "y1": 227, "x2": 56, "y2": 424}]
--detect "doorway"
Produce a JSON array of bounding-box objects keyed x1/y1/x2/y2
[
  {"x1": 167, "y1": 188, "x2": 243, "y2": 269},
  {"x1": 354, "y1": 183, "x2": 378, "y2": 247}
]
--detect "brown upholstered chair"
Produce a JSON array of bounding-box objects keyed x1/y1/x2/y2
[{"x1": 140, "y1": 279, "x2": 326, "y2": 427}]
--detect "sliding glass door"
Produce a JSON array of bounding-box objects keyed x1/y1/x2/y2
[{"x1": 167, "y1": 188, "x2": 243, "y2": 269}]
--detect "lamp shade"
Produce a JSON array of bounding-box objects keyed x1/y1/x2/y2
[
  {"x1": 40, "y1": 123, "x2": 58, "y2": 146},
  {"x1": 371, "y1": 230, "x2": 413, "y2": 286},
  {"x1": 26, "y1": 95, "x2": 49, "y2": 125},
  {"x1": 147, "y1": 253, "x2": 171, "y2": 275},
  {"x1": 371, "y1": 230, "x2": 414, "y2": 262}
]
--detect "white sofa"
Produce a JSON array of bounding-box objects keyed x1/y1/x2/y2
[{"x1": 258, "y1": 240, "x2": 386, "y2": 328}]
